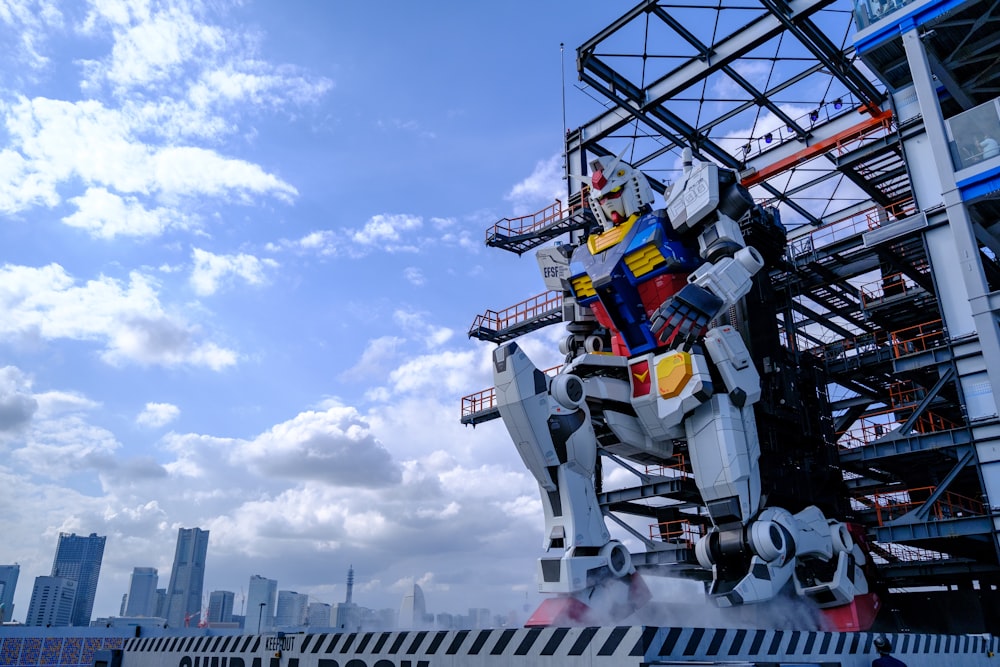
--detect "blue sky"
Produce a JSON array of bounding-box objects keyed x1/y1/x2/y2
[
  {"x1": 0, "y1": 0, "x2": 875, "y2": 625},
  {"x1": 0, "y1": 0, "x2": 636, "y2": 622}
]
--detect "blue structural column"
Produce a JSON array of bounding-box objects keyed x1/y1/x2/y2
[{"x1": 899, "y1": 18, "x2": 1000, "y2": 541}]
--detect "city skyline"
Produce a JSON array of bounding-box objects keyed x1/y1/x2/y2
[{"x1": 3, "y1": 547, "x2": 508, "y2": 629}]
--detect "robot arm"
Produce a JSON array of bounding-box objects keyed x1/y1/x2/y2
[
  {"x1": 650, "y1": 151, "x2": 766, "y2": 348},
  {"x1": 650, "y1": 243, "x2": 765, "y2": 347}
]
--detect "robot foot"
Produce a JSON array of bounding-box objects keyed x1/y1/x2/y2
[
  {"x1": 819, "y1": 592, "x2": 881, "y2": 632},
  {"x1": 525, "y1": 573, "x2": 652, "y2": 627}
]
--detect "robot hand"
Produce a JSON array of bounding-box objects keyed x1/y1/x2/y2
[{"x1": 650, "y1": 283, "x2": 724, "y2": 349}]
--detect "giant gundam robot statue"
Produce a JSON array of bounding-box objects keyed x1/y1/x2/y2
[{"x1": 492, "y1": 149, "x2": 878, "y2": 630}]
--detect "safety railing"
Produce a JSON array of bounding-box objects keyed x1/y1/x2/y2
[
  {"x1": 649, "y1": 519, "x2": 703, "y2": 548},
  {"x1": 837, "y1": 411, "x2": 895, "y2": 449},
  {"x1": 859, "y1": 272, "x2": 921, "y2": 307},
  {"x1": 834, "y1": 108, "x2": 895, "y2": 159},
  {"x1": 468, "y1": 291, "x2": 562, "y2": 336},
  {"x1": 645, "y1": 454, "x2": 691, "y2": 479},
  {"x1": 485, "y1": 194, "x2": 590, "y2": 242},
  {"x1": 890, "y1": 319, "x2": 946, "y2": 358},
  {"x1": 460, "y1": 387, "x2": 496, "y2": 420},
  {"x1": 888, "y1": 380, "x2": 924, "y2": 408},
  {"x1": 837, "y1": 404, "x2": 960, "y2": 449},
  {"x1": 804, "y1": 329, "x2": 892, "y2": 365},
  {"x1": 788, "y1": 197, "x2": 916, "y2": 259},
  {"x1": 460, "y1": 365, "x2": 563, "y2": 420},
  {"x1": 869, "y1": 486, "x2": 985, "y2": 526}
]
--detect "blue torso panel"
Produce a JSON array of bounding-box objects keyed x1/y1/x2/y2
[{"x1": 568, "y1": 208, "x2": 700, "y2": 356}]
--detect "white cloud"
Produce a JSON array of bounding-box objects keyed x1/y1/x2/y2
[
  {"x1": 403, "y1": 267, "x2": 425, "y2": 286},
  {"x1": 269, "y1": 212, "x2": 479, "y2": 259},
  {"x1": 340, "y1": 336, "x2": 406, "y2": 382},
  {"x1": 136, "y1": 402, "x2": 180, "y2": 428},
  {"x1": 351, "y1": 213, "x2": 422, "y2": 247},
  {"x1": 64, "y1": 187, "x2": 188, "y2": 238},
  {"x1": 0, "y1": 366, "x2": 38, "y2": 434},
  {"x1": 0, "y1": 97, "x2": 299, "y2": 215},
  {"x1": 79, "y1": 2, "x2": 329, "y2": 105},
  {"x1": 0, "y1": 0, "x2": 62, "y2": 70},
  {"x1": 190, "y1": 248, "x2": 278, "y2": 296},
  {"x1": 13, "y1": 413, "x2": 121, "y2": 480},
  {"x1": 505, "y1": 153, "x2": 565, "y2": 215},
  {"x1": 190, "y1": 64, "x2": 333, "y2": 110},
  {"x1": 385, "y1": 350, "x2": 478, "y2": 398},
  {"x1": 265, "y1": 230, "x2": 337, "y2": 256},
  {"x1": 392, "y1": 309, "x2": 453, "y2": 349},
  {"x1": 34, "y1": 390, "x2": 99, "y2": 417},
  {"x1": 241, "y1": 404, "x2": 402, "y2": 486},
  {"x1": 93, "y1": 7, "x2": 225, "y2": 91},
  {"x1": 0, "y1": 263, "x2": 237, "y2": 370}
]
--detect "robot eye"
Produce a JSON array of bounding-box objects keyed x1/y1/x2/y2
[{"x1": 599, "y1": 186, "x2": 624, "y2": 202}]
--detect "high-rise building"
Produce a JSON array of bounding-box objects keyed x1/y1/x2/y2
[
  {"x1": 50, "y1": 532, "x2": 106, "y2": 626},
  {"x1": 398, "y1": 583, "x2": 427, "y2": 629},
  {"x1": 125, "y1": 567, "x2": 158, "y2": 617},
  {"x1": 164, "y1": 527, "x2": 209, "y2": 627},
  {"x1": 25, "y1": 576, "x2": 77, "y2": 627},
  {"x1": 245, "y1": 575, "x2": 277, "y2": 632},
  {"x1": 0, "y1": 564, "x2": 19, "y2": 623},
  {"x1": 306, "y1": 602, "x2": 331, "y2": 628},
  {"x1": 275, "y1": 590, "x2": 308, "y2": 628},
  {"x1": 207, "y1": 590, "x2": 234, "y2": 624},
  {"x1": 154, "y1": 588, "x2": 167, "y2": 618}
]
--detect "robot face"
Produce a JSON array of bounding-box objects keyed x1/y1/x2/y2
[
  {"x1": 596, "y1": 184, "x2": 627, "y2": 225},
  {"x1": 587, "y1": 153, "x2": 654, "y2": 230}
]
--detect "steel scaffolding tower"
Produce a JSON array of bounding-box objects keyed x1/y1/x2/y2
[{"x1": 463, "y1": 0, "x2": 1000, "y2": 633}]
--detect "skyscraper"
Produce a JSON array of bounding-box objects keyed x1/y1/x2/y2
[
  {"x1": 154, "y1": 588, "x2": 167, "y2": 618},
  {"x1": 306, "y1": 602, "x2": 331, "y2": 628},
  {"x1": 0, "y1": 564, "x2": 19, "y2": 623},
  {"x1": 50, "y1": 532, "x2": 106, "y2": 626},
  {"x1": 164, "y1": 527, "x2": 209, "y2": 628},
  {"x1": 125, "y1": 567, "x2": 158, "y2": 617},
  {"x1": 245, "y1": 575, "x2": 277, "y2": 632},
  {"x1": 398, "y1": 583, "x2": 427, "y2": 629},
  {"x1": 275, "y1": 590, "x2": 308, "y2": 628},
  {"x1": 25, "y1": 576, "x2": 77, "y2": 627},
  {"x1": 207, "y1": 590, "x2": 234, "y2": 624}
]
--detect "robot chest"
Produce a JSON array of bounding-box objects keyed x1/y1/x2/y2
[{"x1": 568, "y1": 230, "x2": 691, "y2": 303}]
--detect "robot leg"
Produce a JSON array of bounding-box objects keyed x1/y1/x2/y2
[
  {"x1": 493, "y1": 342, "x2": 609, "y2": 554},
  {"x1": 493, "y1": 342, "x2": 646, "y2": 622},
  {"x1": 685, "y1": 392, "x2": 762, "y2": 527}
]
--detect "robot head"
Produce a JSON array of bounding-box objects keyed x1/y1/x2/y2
[{"x1": 587, "y1": 152, "x2": 654, "y2": 230}]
